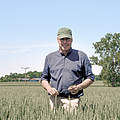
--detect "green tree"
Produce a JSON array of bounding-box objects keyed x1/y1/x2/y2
[
  {"x1": 90, "y1": 33, "x2": 120, "y2": 86},
  {"x1": 27, "y1": 71, "x2": 42, "y2": 79}
]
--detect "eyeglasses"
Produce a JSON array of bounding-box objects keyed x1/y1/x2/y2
[{"x1": 60, "y1": 38, "x2": 71, "y2": 42}]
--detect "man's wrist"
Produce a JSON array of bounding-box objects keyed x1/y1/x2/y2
[
  {"x1": 46, "y1": 85, "x2": 52, "y2": 91},
  {"x1": 77, "y1": 84, "x2": 83, "y2": 91}
]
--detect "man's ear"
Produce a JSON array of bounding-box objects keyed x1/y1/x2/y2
[{"x1": 57, "y1": 37, "x2": 59, "y2": 42}]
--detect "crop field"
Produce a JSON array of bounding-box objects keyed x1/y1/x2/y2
[{"x1": 0, "y1": 82, "x2": 120, "y2": 120}]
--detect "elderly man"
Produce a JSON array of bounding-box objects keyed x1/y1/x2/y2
[{"x1": 41, "y1": 27, "x2": 94, "y2": 112}]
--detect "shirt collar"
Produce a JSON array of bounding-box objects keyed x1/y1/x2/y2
[{"x1": 57, "y1": 47, "x2": 73, "y2": 56}]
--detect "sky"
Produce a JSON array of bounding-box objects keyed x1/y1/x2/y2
[{"x1": 0, "y1": 0, "x2": 120, "y2": 77}]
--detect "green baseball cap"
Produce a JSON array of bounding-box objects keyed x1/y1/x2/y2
[{"x1": 57, "y1": 27, "x2": 72, "y2": 39}]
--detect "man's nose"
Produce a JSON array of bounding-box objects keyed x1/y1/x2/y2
[{"x1": 63, "y1": 40, "x2": 67, "y2": 43}]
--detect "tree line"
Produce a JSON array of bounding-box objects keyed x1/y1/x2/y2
[{"x1": 0, "y1": 71, "x2": 42, "y2": 82}]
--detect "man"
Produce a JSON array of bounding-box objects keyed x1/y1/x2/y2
[{"x1": 41, "y1": 27, "x2": 94, "y2": 112}]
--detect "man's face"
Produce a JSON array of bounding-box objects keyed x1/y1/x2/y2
[{"x1": 57, "y1": 37, "x2": 72, "y2": 51}]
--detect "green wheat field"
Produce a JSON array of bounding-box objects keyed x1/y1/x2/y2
[{"x1": 0, "y1": 81, "x2": 120, "y2": 120}]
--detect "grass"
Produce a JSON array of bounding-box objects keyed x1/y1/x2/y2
[{"x1": 0, "y1": 82, "x2": 120, "y2": 120}]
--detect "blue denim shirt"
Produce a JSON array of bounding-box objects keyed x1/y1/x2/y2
[{"x1": 41, "y1": 48, "x2": 94, "y2": 98}]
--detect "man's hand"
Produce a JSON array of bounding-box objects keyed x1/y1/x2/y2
[
  {"x1": 68, "y1": 85, "x2": 80, "y2": 94},
  {"x1": 41, "y1": 80, "x2": 59, "y2": 96},
  {"x1": 47, "y1": 87, "x2": 59, "y2": 96}
]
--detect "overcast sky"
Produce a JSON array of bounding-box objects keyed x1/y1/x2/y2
[{"x1": 0, "y1": 0, "x2": 120, "y2": 77}]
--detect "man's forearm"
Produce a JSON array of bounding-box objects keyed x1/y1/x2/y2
[{"x1": 77, "y1": 79, "x2": 94, "y2": 90}]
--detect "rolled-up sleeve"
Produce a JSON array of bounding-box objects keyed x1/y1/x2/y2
[
  {"x1": 41, "y1": 56, "x2": 51, "y2": 82},
  {"x1": 83, "y1": 55, "x2": 95, "y2": 81}
]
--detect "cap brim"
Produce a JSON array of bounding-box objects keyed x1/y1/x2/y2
[{"x1": 58, "y1": 34, "x2": 72, "y2": 39}]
